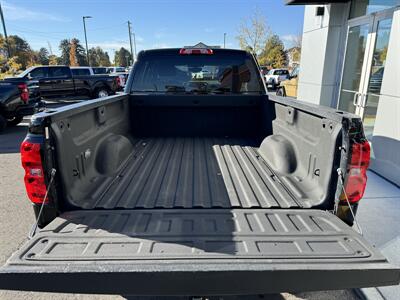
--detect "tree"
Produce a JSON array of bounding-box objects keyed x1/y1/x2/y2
[
  {"x1": 69, "y1": 40, "x2": 78, "y2": 66},
  {"x1": 37, "y1": 48, "x2": 49, "y2": 65},
  {"x1": 88, "y1": 47, "x2": 111, "y2": 67},
  {"x1": 236, "y1": 10, "x2": 270, "y2": 56},
  {"x1": 259, "y1": 35, "x2": 287, "y2": 68},
  {"x1": 48, "y1": 55, "x2": 59, "y2": 65},
  {"x1": 0, "y1": 56, "x2": 23, "y2": 79},
  {"x1": 114, "y1": 47, "x2": 131, "y2": 67},
  {"x1": 71, "y1": 38, "x2": 86, "y2": 66},
  {"x1": 1, "y1": 34, "x2": 33, "y2": 77},
  {"x1": 59, "y1": 39, "x2": 70, "y2": 65},
  {"x1": 6, "y1": 35, "x2": 34, "y2": 69},
  {"x1": 58, "y1": 38, "x2": 87, "y2": 66}
]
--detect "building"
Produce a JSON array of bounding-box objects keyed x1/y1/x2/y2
[
  {"x1": 286, "y1": 0, "x2": 400, "y2": 186},
  {"x1": 286, "y1": 47, "x2": 301, "y2": 68}
]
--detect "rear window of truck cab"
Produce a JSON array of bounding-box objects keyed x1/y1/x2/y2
[{"x1": 130, "y1": 49, "x2": 264, "y2": 94}]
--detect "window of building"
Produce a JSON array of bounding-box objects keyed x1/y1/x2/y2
[{"x1": 350, "y1": 0, "x2": 400, "y2": 19}]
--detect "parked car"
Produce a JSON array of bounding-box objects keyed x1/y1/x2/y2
[
  {"x1": 107, "y1": 66, "x2": 129, "y2": 88},
  {"x1": 276, "y1": 66, "x2": 299, "y2": 98},
  {"x1": 265, "y1": 68, "x2": 290, "y2": 89},
  {"x1": 0, "y1": 74, "x2": 43, "y2": 132},
  {"x1": 0, "y1": 47, "x2": 399, "y2": 296}
]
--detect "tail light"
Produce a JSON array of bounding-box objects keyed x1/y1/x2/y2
[
  {"x1": 340, "y1": 140, "x2": 371, "y2": 203},
  {"x1": 18, "y1": 83, "x2": 29, "y2": 103},
  {"x1": 179, "y1": 48, "x2": 213, "y2": 55},
  {"x1": 20, "y1": 140, "x2": 47, "y2": 204},
  {"x1": 115, "y1": 76, "x2": 121, "y2": 88}
]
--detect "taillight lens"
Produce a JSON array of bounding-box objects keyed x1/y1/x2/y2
[
  {"x1": 18, "y1": 83, "x2": 29, "y2": 103},
  {"x1": 115, "y1": 76, "x2": 121, "y2": 87},
  {"x1": 340, "y1": 140, "x2": 371, "y2": 203},
  {"x1": 20, "y1": 140, "x2": 47, "y2": 204},
  {"x1": 179, "y1": 48, "x2": 213, "y2": 55}
]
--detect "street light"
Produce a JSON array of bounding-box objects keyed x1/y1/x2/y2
[
  {"x1": 224, "y1": 33, "x2": 227, "y2": 49},
  {"x1": 82, "y1": 16, "x2": 92, "y2": 66}
]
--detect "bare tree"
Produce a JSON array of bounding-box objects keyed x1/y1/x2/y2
[
  {"x1": 292, "y1": 34, "x2": 302, "y2": 49},
  {"x1": 236, "y1": 10, "x2": 270, "y2": 56}
]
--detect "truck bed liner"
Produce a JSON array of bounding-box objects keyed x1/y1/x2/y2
[{"x1": 89, "y1": 137, "x2": 302, "y2": 209}]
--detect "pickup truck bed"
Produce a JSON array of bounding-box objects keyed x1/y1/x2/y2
[
  {"x1": 1, "y1": 48, "x2": 399, "y2": 295},
  {"x1": 89, "y1": 136, "x2": 302, "y2": 210}
]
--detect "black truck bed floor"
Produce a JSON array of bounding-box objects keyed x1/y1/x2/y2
[{"x1": 88, "y1": 137, "x2": 303, "y2": 209}]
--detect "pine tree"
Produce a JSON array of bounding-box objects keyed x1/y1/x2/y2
[{"x1": 259, "y1": 35, "x2": 287, "y2": 68}]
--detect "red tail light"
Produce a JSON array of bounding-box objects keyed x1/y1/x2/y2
[
  {"x1": 179, "y1": 48, "x2": 213, "y2": 55},
  {"x1": 115, "y1": 76, "x2": 121, "y2": 87},
  {"x1": 18, "y1": 83, "x2": 29, "y2": 103},
  {"x1": 20, "y1": 140, "x2": 47, "y2": 204},
  {"x1": 340, "y1": 140, "x2": 371, "y2": 203}
]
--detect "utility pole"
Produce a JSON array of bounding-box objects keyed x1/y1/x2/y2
[
  {"x1": 47, "y1": 41, "x2": 53, "y2": 55},
  {"x1": 0, "y1": 1, "x2": 11, "y2": 58},
  {"x1": 224, "y1": 33, "x2": 227, "y2": 49},
  {"x1": 133, "y1": 32, "x2": 137, "y2": 60},
  {"x1": 83, "y1": 16, "x2": 92, "y2": 66},
  {"x1": 127, "y1": 21, "x2": 134, "y2": 65}
]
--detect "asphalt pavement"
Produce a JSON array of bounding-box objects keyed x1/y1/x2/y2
[{"x1": 0, "y1": 118, "x2": 361, "y2": 300}]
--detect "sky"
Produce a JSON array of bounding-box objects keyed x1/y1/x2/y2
[{"x1": 1, "y1": 0, "x2": 304, "y2": 58}]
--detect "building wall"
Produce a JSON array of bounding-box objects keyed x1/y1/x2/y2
[
  {"x1": 369, "y1": 8, "x2": 400, "y2": 186},
  {"x1": 297, "y1": 4, "x2": 400, "y2": 186},
  {"x1": 297, "y1": 4, "x2": 349, "y2": 107}
]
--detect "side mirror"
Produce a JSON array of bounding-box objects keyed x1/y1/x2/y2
[{"x1": 26, "y1": 73, "x2": 33, "y2": 80}]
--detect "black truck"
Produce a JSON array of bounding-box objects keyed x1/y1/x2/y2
[
  {"x1": 0, "y1": 47, "x2": 399, "y2": 296},
  {"x1": 0, "y1": 66, "x2": 121, "y2": 132},
  {"x1": 26, "y1": 65, "x2": 121, "y2": 99},
  {"x1": 0, "y1": 77, "x2": 42, "y2": 132}
]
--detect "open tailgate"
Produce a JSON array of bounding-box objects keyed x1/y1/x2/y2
[{"x1": 0, "y1": 209, "x2": 399, "y2": 295}]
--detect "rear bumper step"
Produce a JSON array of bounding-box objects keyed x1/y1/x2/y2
[{"x1": 0, "y1": 209, "x2": 399, "y2": 295}]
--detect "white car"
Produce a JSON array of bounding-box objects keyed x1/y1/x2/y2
[{"x1": 265, "y1": 69, "x2": 290, "y2": 89}]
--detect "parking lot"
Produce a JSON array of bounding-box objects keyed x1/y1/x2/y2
[{"x1": 0, "y1": 115, "x2": 366, "y2": 300}]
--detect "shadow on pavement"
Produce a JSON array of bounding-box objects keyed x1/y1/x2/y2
[{"x1": 0, "y1": 122, "x2": 29, "y2": 154}]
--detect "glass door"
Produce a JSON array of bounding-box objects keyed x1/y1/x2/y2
[
  {"x1": 338, "y1": 17, "x2": 372, "y2": 114},
  {"x1": 359, "y1": 14, "x2": 393, "y2": 138},
  {"x1": 338, "y1": 9, "x2": 394, "y2": 138}
]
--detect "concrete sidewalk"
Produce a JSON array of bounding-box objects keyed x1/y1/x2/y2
[{"x1": 356, "y1": 171, "x2": 400, "y2": 299}]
